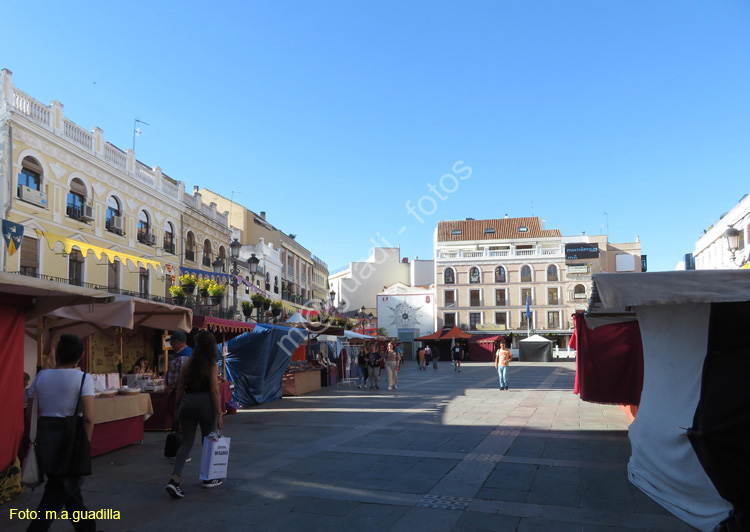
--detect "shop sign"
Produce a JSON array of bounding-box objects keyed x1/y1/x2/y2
[
  {"x1": 565, "y1": 243, "x2": 599, "y2": 260},
  {"x1": 567, "y1": 264, "x2": 589, "y2": 274}
]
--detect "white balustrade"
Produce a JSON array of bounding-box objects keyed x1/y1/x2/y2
[
  {"x1": 488, "y1": 250, "x2": 510, "y2": 257},
  {"x1": 464, "y1": 251, "x2": 484, "y2": 258},
  {"x1": 516, "y1": 249, "x2": 535, "y2": 256},
  {"x1": 12, "y1": 90, "x2": 51, "y2": 127},
  {"x1": 63, "y1": 120, "x2": 94, "y2": 150},
  {"x1": 161, "y1": 179, "x2": 179, "y2": 200},
  {"x1": 135, "y1": 164, "x2": 155, "y2": 187},
  {"x1": 103, "y1": 143, "x2": 127, "y2": 170}
]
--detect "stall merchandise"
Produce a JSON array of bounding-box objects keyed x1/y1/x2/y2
[{"x1": 90, "y1": 392, "x2": 153, "y2": 456}]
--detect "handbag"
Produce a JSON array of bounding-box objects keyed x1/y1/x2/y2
[
  {"x1": 164, "y1": 421, "x2": 182, "y2": 458},
  {"x1": 199, "y1": 432, "x2": 230, "y2": 481},
  {"x1": 55, "y1": 374, "x2": 92, "y2": 476},
  {"x1": 21, "y1": 393, "x2": 43, "y2": 488}
]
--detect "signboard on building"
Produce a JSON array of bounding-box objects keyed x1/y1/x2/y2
[
  {"x1": 567, "y1": 264, "x2": 589, "y2": 274},
  {"x1": 565, "y1": 243, "x2": 599, "y2": 260},
  {"x1": 476, "y1": 323, "x2": 506, "y2": 331}
]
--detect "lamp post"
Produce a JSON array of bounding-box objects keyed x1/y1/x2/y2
[
  {"x1": 247, "y1": 253, "x2": 260, "y2": 321},
  {"x1": 329, "y1": 289, "x2": 336, "y2": 313},
  {"x1": 723, "y1": 226, "x2": 743, "y2": 265},
  {"x1": 229, "y1": 238, "x2": 242, "y2": 318}
]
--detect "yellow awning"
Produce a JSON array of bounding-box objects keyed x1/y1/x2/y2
[{"x1": 36, "y1": 229, "x2": 163, "y2": 272}]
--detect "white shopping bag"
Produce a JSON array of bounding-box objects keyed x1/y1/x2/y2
[{"x1": 199, "y1": 432, "x2": 230, "y2": 480}]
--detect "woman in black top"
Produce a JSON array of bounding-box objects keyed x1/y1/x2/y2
[{"x1": 166, "y1": 330, "x2": 224, "y2": 498}]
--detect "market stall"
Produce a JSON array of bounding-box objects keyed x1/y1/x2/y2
[
  {"x1": 91, "y1": 393, "x2": 154, "y2": 456},
  {"x1": 580, "y1": 270, "x2": 750, "y2": 532}
]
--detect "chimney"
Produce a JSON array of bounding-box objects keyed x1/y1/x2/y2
[
  {"x1": 504, "y1": 214, "x2": 508, "y2": 219},
  {"x1": 260, "y1": 211, "x2": 266, "y2": 220},
  {"x1": 193, "y1": 186, "x2": 199, "y2": 194},
  {"x1": 540, "y1": 219, "x2": 546, "y2": 230},
  {"x1": 402, "y1": 258, "x2": 408, "y2": 263}
]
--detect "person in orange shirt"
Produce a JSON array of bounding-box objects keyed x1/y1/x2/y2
[{"x1": 495, "y1": 340, "x2": 512, "y2": 390}]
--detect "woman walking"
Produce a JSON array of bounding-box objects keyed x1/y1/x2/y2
[
  {"x1": 495, "y1": 339, "x2": 512, "y2": 390},
  {"x1": 356, "y1": 346, "x2": 368, "y2": 389},
  {"x1": 166, "y1": 330, "x2": 224, "y2": 498},
  {"x1": 26, "y1": 334, "x2": 96, "y2": 532},
  {"x1": 367, "y1": 344, "x2": 381, "y2": 390},
  {"x1": 385, "y1": 342, "x2": 400, "y2": 390}
]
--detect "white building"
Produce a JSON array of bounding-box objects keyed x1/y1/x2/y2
[
  {"x1": 693, "y1": 194, "x2": 750, "y2": 270},
  {"x1": 376, "y1": 282, "x2": 436, "y2": 358}
]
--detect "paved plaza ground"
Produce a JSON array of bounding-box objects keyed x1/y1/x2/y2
[{"x1": 4, "y1": 361, "x2": 697, "y2": 532}]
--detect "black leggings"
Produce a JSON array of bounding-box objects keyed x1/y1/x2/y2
[{"x1": 172, "y1": 392, "x2": 217, "y2": 477}]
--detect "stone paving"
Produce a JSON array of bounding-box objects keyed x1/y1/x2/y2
[{"x1": 4, "y1": 362, "x2": 698, "y2": 531}]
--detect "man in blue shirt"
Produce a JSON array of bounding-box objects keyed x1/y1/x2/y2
[{"x1": 166, "y1": 331, "x2": 192, "y2": 392}]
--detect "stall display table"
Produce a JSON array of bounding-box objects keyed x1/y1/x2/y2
[
  {"x1": 282, "y1": 369, "x2": 322, "y2": 396},
  {"x1": 91, "y1": 394, "x2": 153, "y2": 456},
  {"x1": 145, "y1": 381, "x2": 234, "y2": 430}
]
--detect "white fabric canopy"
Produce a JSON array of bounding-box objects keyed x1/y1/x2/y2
[
  {"x1": 286, "y1": 312, "x2": 310, "y2": 323},
  {"x1": 519, "y1": 334, "x2": 552, "y2": 343},
  {"x1": 344, "y1": 330, "x2": 372, "y2": 340}
]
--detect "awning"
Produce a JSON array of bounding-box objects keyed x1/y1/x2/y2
[
  {"x1": 179, "y1": 266, "x2": 231, "y2": 285},
  {"x1": 0, "y1": 271, "x2": 113, "y2": 318},
  {"x1": 192, "y1": 315, "x2": 257, "y2": 334},
  {"x1": 36, "y1": 230, "x2": 163, "y2": 272},
  {"x1": 416, "y1": 326, "x2": 472, "y2": 341}
]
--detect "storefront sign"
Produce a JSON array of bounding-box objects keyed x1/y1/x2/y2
[
  {"x1": 565, "y1": 243, "x2": 599, "y2": 260},
  {"x1": 567, "y1": 264, "x2": 589, "y2": 274}
]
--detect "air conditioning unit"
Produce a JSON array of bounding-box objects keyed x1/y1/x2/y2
[
  {"x1": 19, "y1": 186, "x2": 47, "y2": 208},
  {"x1": 110, "y1": 215, "x2": 124, "y2": 234},
  {"x1": 80, "y1": 204, "x2": 95, "y2": 221},
  {"x1": 148, "y1": 233, "x2": 157, "y2": 246}
]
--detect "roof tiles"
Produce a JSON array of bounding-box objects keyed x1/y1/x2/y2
[{"x1": 437, "y1": 217, "x2": 560, "y2": 242}]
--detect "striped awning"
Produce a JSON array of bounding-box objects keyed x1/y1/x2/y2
[{"x1": 36, "y1": 229, "x2": 163, "y2": 272}]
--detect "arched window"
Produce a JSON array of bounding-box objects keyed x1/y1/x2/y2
[
  {"x1": 106, "y1": 196, "x2": 123, "y2": 234},
  {"x1": 163, "y1": 222, "x2": 175, "y2": 254},
  {"x1": 69, "y1": 248, "x2": 84, "y2": 286},
  {"x1": 444, "y1": 268, "x2": 455, "y2": 285},
  {"x1": 203, "y1": 239, "x2": 212, "y2": 267},
  {"x1": 245, "y1": 275, "x2": 250, "y2": 294},
  {"x1": 274, "y1": 276, "x2": 279, "y2": 294},
  {"x1": 18, "y1": 156, "x2": 42, "y2": 193},
  {"x1": 469, "y1": 267, "x2": 480, "y2": 284},
  {"x1": 574, "y1": 284, "x2": 586, "y2": 299},
  {"x1": 266, "y1": 272, "x2": 271, "y2": 291},
  {"x1": 218, "y1": 246, "x2": 227, "y2": 273},
  {"x1": 185, "y1": 232, "x2": 196, "y2": 262},
  {"x1": 495, "y1": 266, "x2": 506, "y2": 283},
  {"x1": 137, "y1": 210, "x2": 151, "y2": 245},
  {"x1": 520, "y1": 265, "x2": 532, "y2": 283},
  {"x1": 66, "y1": 178, "x2": 87, "y2": 220},
  {"x1": 547, "y1": 264, "x2": 558, "y2": 282}
]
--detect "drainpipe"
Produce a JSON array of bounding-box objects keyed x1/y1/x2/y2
[{"x1": 1, "y1": 122, "x2": 12, "y2": 272}]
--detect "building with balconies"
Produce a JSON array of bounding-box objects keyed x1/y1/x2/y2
[
  {"x1": 0, "y1": 69, "x2": 232, "y2": 311},
  {"x1": 693, "y1": 194, "x2": 750, "y2": 270},
  {"x1": 434, "y1": 216, "x2": 642, "y2": 348}
]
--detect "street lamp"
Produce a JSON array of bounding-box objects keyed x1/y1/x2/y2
[
  {"x1": 723, "y1": 226, "x2": 743, "y2": 265},
  {"x1": 247, "y1": 253, "x2": 260, "y2": 321},
  {"x1": 358, "y1": 305, "x2": 367, "y2": 334},
  {"x1": 329, "y1": 289, "x2": 336, "y2": 311},
  {"x1": 229, "y1": 238, "x2": 242, "y2": 318}
]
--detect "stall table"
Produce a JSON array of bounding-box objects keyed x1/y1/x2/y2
[
  {"x1": 144, "y1": 382, "x2": 234, "y2": 431},
  {"x1": 282, "y1": 369, "x2": 322, "y2": 396},
  {"x1": 91, "y1": 394, "x2": 153, "y2": 456}
]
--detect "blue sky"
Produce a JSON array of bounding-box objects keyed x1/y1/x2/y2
[{"x1": 5, "y1": 1, "x2": 749, "y2": 272}]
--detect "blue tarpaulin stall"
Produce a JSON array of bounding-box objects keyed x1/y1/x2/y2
[{"x1": 224, "y1": 323, "x2": 307, "y2": 406}]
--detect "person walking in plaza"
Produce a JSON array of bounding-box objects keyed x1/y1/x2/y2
[
  {"x1": 367, "y1": 344, "x2": 381, "y2": 389},
  {"x1": 26, "y1": 334, "x2": 96, "y2": 532},
  {"x1": 431, "y1": 344, "x2": 440, "y2": 370},
  {"x1": 356, "y1": 346, "x2": 368, "y2": 389},
  {"x1": 166, "y1": 330, "x2": 224, "y2": 498},
  {"x1": 417, "y1": 344, "x2": 426, "y2": 370},
  {"x1": 394, "y1": 342, "x2": 402, "y2": 387},
  {"x1": 385, "y1": 342, "x2": 400, "y2": 390},
  {"x1": 495, "y1": 339, "x2": 512, "y2": 390},
  {"x1": 452, "y1": 342, "x2": 464, "y2": 372},
  {"x1": 424, "y1": 344, "x2": 432, "y2": 370}
]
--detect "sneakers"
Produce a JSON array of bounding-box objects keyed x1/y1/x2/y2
[
  {"x1": 387, "y1": 386, "x2": 393, "y2": 391},
  {"x1": 166, "y1": 479, "x2": 184, "y2": 499},
  {"x1": 394, "y1": 385, "x2": 398, "y2": 390},
  {"x1": 202, "y1": 479, "x2": 224, "y2": 488}
]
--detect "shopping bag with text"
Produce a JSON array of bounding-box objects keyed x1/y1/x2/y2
[{"x1": 199, "y1": 432, "x2": 230, "y2": 480}]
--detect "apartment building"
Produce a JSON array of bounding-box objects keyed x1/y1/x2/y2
[
  {"x1": 693, "y1": 194, "x2": 750, "y2": 270},
  {"x1": 434, "y1": 216, "x2": 642, "y2": 347}
]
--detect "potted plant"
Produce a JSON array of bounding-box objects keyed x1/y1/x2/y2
[
  {"x1": 241, "y1": 300, "x2": 253, "y2": 317},
  {"x1": 169, "y1": 285, "x2": 187, "y2": 306},
  {"x1": 197, "y1": 278, "x2": 211, "y2": 298},
  {"x1": 262, "y1": 297, "x2": 271, "y2": 310},
  {"x1": 179, "y1": 273, "x2": 197, "y2": 294},
  {"x1": 271, "y1": 300, "x2": 283, "y2": 317},
  {"x1": 251, "y1": 293, "x2": 265, "y2": 308},
  {"x1": 207, "y1": 281, "x2": 226, "y2": 305}
]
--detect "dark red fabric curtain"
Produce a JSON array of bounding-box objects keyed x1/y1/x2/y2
[
  {"x1": 572, "y1": 312, "x2": 644, "y2": 405},
  {"x1": 0, "y1": 304, "x2": 26, "y2": 471}
]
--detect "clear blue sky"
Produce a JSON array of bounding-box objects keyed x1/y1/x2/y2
[{"x1": 5, "y1": 1, "x2": 749, "y2": 272}]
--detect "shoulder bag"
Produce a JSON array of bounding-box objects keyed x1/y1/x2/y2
[{"x1": 55, "y1": 374, "x2": 92, "y2": 476}]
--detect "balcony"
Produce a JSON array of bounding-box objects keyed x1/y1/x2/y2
[
  {"x1": 185, "y1": 250, "x2": 195, "y2": 262},
  {"x1": 438, "y1": 245, "x2": 564, "y2": 261}
]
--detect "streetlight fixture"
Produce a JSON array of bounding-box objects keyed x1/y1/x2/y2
[
  {"x1": 247, "y1": 253, "x2": 260, "y2": 321},
  {"x1": 329, "y1": 289, "x2": 336, "y2": 312},
  {"x1": 229, "y1": 238, "x2": 242, "y2": 318},
  {"x1": 723, "y1": 226, "x2": 743, "y2": 265}
]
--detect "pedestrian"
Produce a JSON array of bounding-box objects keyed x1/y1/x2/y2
[
  {"x1": 368, "y1": 344, "x2": 381, "y2": 389},
  {"x1": 356, "y1": 346, "x2": 368, "y2": 389},
  {"x1": 417, "y1": 345, "x2": 426, "y2": 370},
  {"x1": 25, "y1": 334, "x2": 96, "y2": 532},
  {"x1": 495, "y1": 339, "x2": 512, "y2": 390},
  {"x1": 394, "y1": 343, "x2": 402, "y2": 387},
  {"x1": 424, "y1": 344, "x2": 432, "y2": 370},
  {"x1": 431, "y1": 345, "x2": 440, "y2": 370},
  {"x1": 165, "y1": 331, "x2": 192, "y2": 393},
  {"x1": 166, "y1": 330, "x2": 224, "y2": 498},
  {"x1": 452, "y1": 342, "x2": 464, "y2": 372},
  {"x1": 385, "y1": 342, "x2": 399, "y2": 390}
]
